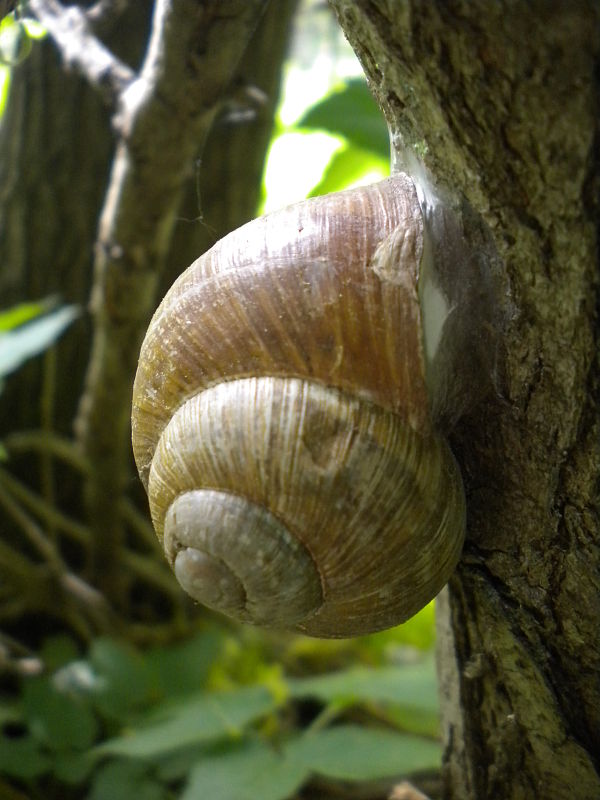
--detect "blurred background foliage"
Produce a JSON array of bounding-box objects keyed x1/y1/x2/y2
[{"x1": 0, "y1": 2, "x2": 440, "y2": 798}]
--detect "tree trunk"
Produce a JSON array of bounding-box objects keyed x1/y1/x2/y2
[{"x1": 329, "y1": 1, "x2": 599, "y2": 797}]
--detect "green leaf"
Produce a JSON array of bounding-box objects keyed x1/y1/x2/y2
[
  {"x1": 298, "y1": 78, "x2": 389, "y2": 160},
  {"x1": 286, "y1": 725, "x2": 441, "y2": 781},
  {"x1": 0, "y1": 441, "x2": 6, "y2": 460},
  {"x1": 181, "y1": 741, "x2": 308, "y2": 800},
  {"x1": 155, "y1": 743, "x2": 211, "y2": 782},
  {"x1": 0, "y1": 298, "x2": 50, "y2": 331},
  {"x1": 97, "y1": 685, "x2": 277, "y2": 759},
  {"x1": 53, "y1": 749, "x2": 95, "y2": 784},
  {"x1": 384, "y1": 703, "x2": 439, "y2": 738},
  {"x1": 145, "y1": 630, "x2": 223, "y2": 699},
  {"x1": 88, "y1": 638, "x2": 155, "y2": 721},
  {"x1": 0, "y1": 733, "x2": 51, "y2": 779},
  {"x1": 21, "y1": 17, "x2": 47, "y2": 40},
  {"x1": 381, "y1": 602, "x2": 436, "y2": 651},
  {"x1": 0, "y1": 304, "x2": 79, "y2": 379},
  {"x1": 88, "y1": 760, "x2": 166, "y2": 800},
  {"x1": 22, "y1": 675, "x2": 98, "y2": 751},
  {"x1": 0, "y1": 63, "x2": 10, "y2": 118},
  {"x1": 289, "y1": 657, "x2": 439, "y2": 715},
  {"x1": 0, "y1": 13, "x2": 30, "y2": 65},
  {"x1": 308, "y1": 145, "x2": 388, "y2": 197}
]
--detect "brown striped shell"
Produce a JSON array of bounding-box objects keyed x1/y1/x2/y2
[{"x1": 131, "y1": 174, "x2": 467, "y2": 638}]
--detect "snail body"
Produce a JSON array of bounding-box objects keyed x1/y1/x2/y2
[{"x1": 132, "y1": 174, "x2": 482, "y2": 637}]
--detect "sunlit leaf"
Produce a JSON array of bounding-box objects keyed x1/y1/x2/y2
[
  {"x1": 308, "y1": 145, "x2": 388, "y2": 197},
  {"x1": 0, "y1": 14, "x2": 30, "y2": 65},
  {"x1": 181, "y1": 741, "x2": 308, "y2": 800},
  {"x1": 0, "y1": 298, "x2": 51, "y2": 331},
  {"x1": 0, "y1": 304, "x2": 79, "y2": 379},
  {"x1": 381, "y1": 602, "x2": 436, "y2": 651},
  {"x1": 0, "y1": 2, "x2": 18, "y2": 22},
  {"x1": 288, "y1": 657, "x2": 439, "y2": 714},
  {"x1": 287, "y1": 658, "x2": 440, "y2": 738},
  {"x1": 298, "y1": 78, "x2": 389, "y2": 160},
  {"x1": 0, "y1": 63, "x2": 9, "y2": 117},
  {"x1": 97, "y1": 685, "x2": 277, "y2": 759},
  {"x1": 261, "y1": 130, "x2": 341, "y2": 212},
  {"x1": 21, "y1": 17, "x2": 47, "y2": 40},
  {"x1": 286, "y1": 724, "x2": 441, "y2": 781}
]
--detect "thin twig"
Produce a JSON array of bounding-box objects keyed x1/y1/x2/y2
[
  {"x1": 123, "y1": 549, "x2": 182, "y2": 597},
  {"x1": 0, "y1": 465, "x2": 90, "y2": 544},
  {"x1": 40, "y1": 347, "x2": 57, "y2": 541},
  {"x1": 0, "y1": 470, "x2": 62, "y2": 566},
  {"x1": 60, "y1": 571, "x2": 112, "y2": 617},
  {"x1": 0, "y1": 630, "x2": 37, "y2": 657},
  {"x1": 0, "y1": 470, "x2": 116, "y2": 633},
  {"x1": 0, "y1": 466, "x2": 179, "y2": 596},
  {"x1": 28, "y1": 0, "x2": 134, "y2": 104},
  {"x1": 0, "y1": 536, "x2": 36, "y2": 579},
  {"x1": 4, "y1": 430, "x2": 90, "y2": 474},
  {"x1": 62, "y1": 604, "x2": 97, "y2": 642}
]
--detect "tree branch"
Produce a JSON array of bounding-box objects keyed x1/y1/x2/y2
[
  {"x1": 28, "y1": 0, "x2": 134, "y2": 104},
  {"x1": 71, "y1": 0, "x2": 269, "y2": 598},
  {"x1": 85, "y1": 0, "x2": 130, "y2": 28}
]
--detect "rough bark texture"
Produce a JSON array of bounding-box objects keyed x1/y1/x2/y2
[
  {"x1": 166, "y1": 0, "x2": 300, "y2": 291},
  {"x1": 329, "y1": 2, "x2": 599, "y2": 798}
]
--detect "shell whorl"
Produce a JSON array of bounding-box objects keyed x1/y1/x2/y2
[
  {"x1": 132, "y1": 175, "x2": 427, "y2": 490},
  {"x1": 132, "y1": 174, "x2": 468, "y2": 638},
  {"x1": 146, "y1": 376, "x2": 465, "y2": 637},
  {"x1": 167, "y1": 489, "x2": 323, "y2": 627}
]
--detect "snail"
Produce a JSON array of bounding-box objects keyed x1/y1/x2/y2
[{"x1": 131, "y1": 172, "x2": 496, "y2": 637}]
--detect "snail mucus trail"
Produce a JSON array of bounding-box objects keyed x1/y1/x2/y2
[{"x1": 131, "y1": 172, "x2": 497, "y2": 638}]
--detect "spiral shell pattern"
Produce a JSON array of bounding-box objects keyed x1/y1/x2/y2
[{"x1": 132, "y1": 175, "x2": 466, "y2": 637}]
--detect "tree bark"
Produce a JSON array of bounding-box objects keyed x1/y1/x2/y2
[
  {"x1": 166, "y1": 0, "x2": 300, "y2": 291},
  {"x1": 330, "y1": 1, "x2": 599, "y2": 798}
]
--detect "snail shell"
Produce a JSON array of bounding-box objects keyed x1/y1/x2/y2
[{"x1": 132, "y1": 174, "x2": 467, "y2": 637}]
